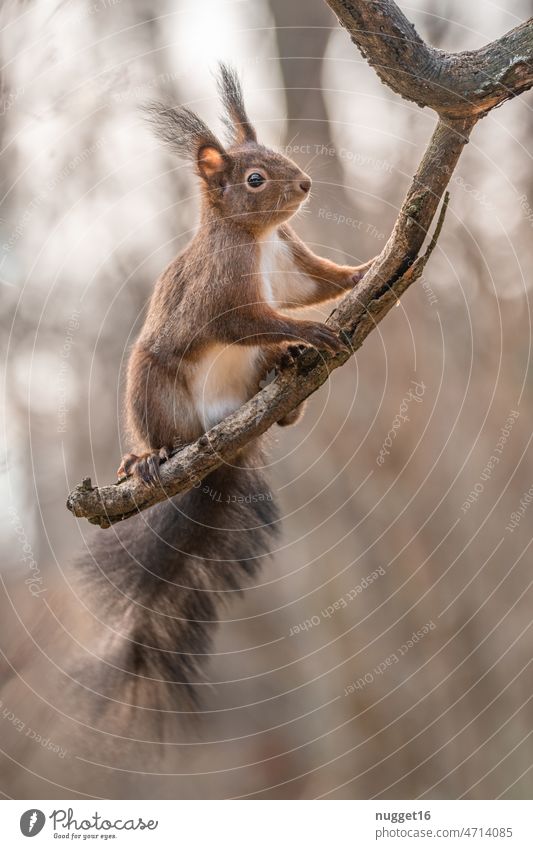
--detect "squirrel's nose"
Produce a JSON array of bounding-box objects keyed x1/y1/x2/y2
[{"x1": 299, "y1": 178, "x2": 311, "y2": 194}]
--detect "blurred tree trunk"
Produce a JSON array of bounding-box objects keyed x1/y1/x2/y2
[{"x1": 269, "y1": 0, "x2": 344, "y2": 192}]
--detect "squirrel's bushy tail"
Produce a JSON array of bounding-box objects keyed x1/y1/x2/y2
[{"x1": 77, "y1": 448, "x2": 278, "y2": 715}]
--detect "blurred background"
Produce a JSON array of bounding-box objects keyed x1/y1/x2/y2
[{"x1": 1, "y1": 0, "x2": 533, "y2": 799}]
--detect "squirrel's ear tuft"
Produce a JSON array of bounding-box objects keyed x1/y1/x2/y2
[
  {"x1": 217, "y1": 63, "x2": 257, "y2": 145},
  {"x1": 143, "y1": 102, "x2": 227, "y2": 163}
]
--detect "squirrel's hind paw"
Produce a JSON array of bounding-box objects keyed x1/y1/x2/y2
[{"x1": 117, "y1": 447, "x2": 170, "y2": 487}]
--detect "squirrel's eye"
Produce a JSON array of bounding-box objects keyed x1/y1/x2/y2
[{"x1": 247, "y1": 172, "x2": 265, "y2": 189}]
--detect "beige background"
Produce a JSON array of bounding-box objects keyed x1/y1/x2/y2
[{"x1": 1, "y1": 0, "x2": 533, "y2": 799}]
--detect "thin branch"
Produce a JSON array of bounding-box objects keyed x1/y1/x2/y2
[{"x1": 67, "y1": 1, "x2": 533, "y2": 528}]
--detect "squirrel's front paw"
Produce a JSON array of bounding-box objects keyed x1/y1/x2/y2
[
  {"x1": 117, "y1": 446, "x2": 170, "y2": 487},
  {"x1": 299, "y1": 321, "x2": 346, "y2": 354}
]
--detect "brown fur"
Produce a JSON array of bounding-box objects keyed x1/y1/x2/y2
[
  {"x1": 77, "y1": 66, "x2": 374, "y2": 716},
  {"x1": 122, "y1": 70, "x2": 374, "y2": 479}
]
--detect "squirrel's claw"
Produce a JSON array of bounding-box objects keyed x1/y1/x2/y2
[
  {"x1": 117, "y1": 447, "x2": 170, "y2": 487},
  {"x1": 300, "y1": 321, "x2": 346, "y2": 354},
  {"x1": 279, "y1": 343, "x2": 307, "y2": 369},
  {"x1": 351, "y1": 256, "x2": 378, "y2": 284}
]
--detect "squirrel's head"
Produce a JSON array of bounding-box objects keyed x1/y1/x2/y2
[{"x1": 145, "y1": 65, "x2": 311, "y2": 234}]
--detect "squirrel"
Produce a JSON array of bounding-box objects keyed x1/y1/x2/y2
[{"x1": 80, "y1": 66, "x2": 374, "y2": 714}]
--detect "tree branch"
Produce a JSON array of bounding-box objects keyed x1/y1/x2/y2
[
  {"x1": 67, "y1": 0, "x2": 533, "y2": 528},
  {"x1": 326, "y1": 0, "x2": 533, "y2": 116}
]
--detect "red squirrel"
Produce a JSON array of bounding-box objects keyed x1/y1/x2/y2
[
  {"x1": 80, "y1": 66, "x2": 374, "y2": 713},
  {"x1": 117, "y1": 65, "x2": 373, "y2": 485}
]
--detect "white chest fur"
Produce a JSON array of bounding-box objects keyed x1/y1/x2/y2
[
  {"x1": 189, "y1": 233, "x2": 316, "y2": 431},
  {"x1": 259, "y1": 232, "x2": 316, "y2": 308},
  {"x1": 190, "y1": 343, "x2": 261, "y2": 430}
]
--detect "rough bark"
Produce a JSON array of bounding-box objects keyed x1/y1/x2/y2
[
  {"x1": 67, "y1": 1, "x2": 533, "y2": 528},
  {"x1": 326, "y1": 0, "x2": 533, "y2": 116}
]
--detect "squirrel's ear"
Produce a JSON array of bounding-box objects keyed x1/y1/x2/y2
[
  {"x1": 217, "y1": 63, "x2": 257, "y2": 145},
  {"x1": 197, "y1": 144, "x2": 228, "y2": 182}
]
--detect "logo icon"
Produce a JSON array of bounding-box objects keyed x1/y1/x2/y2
[{"x1": 20, "y1": 809, "x2": 46, "y2": 837}]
